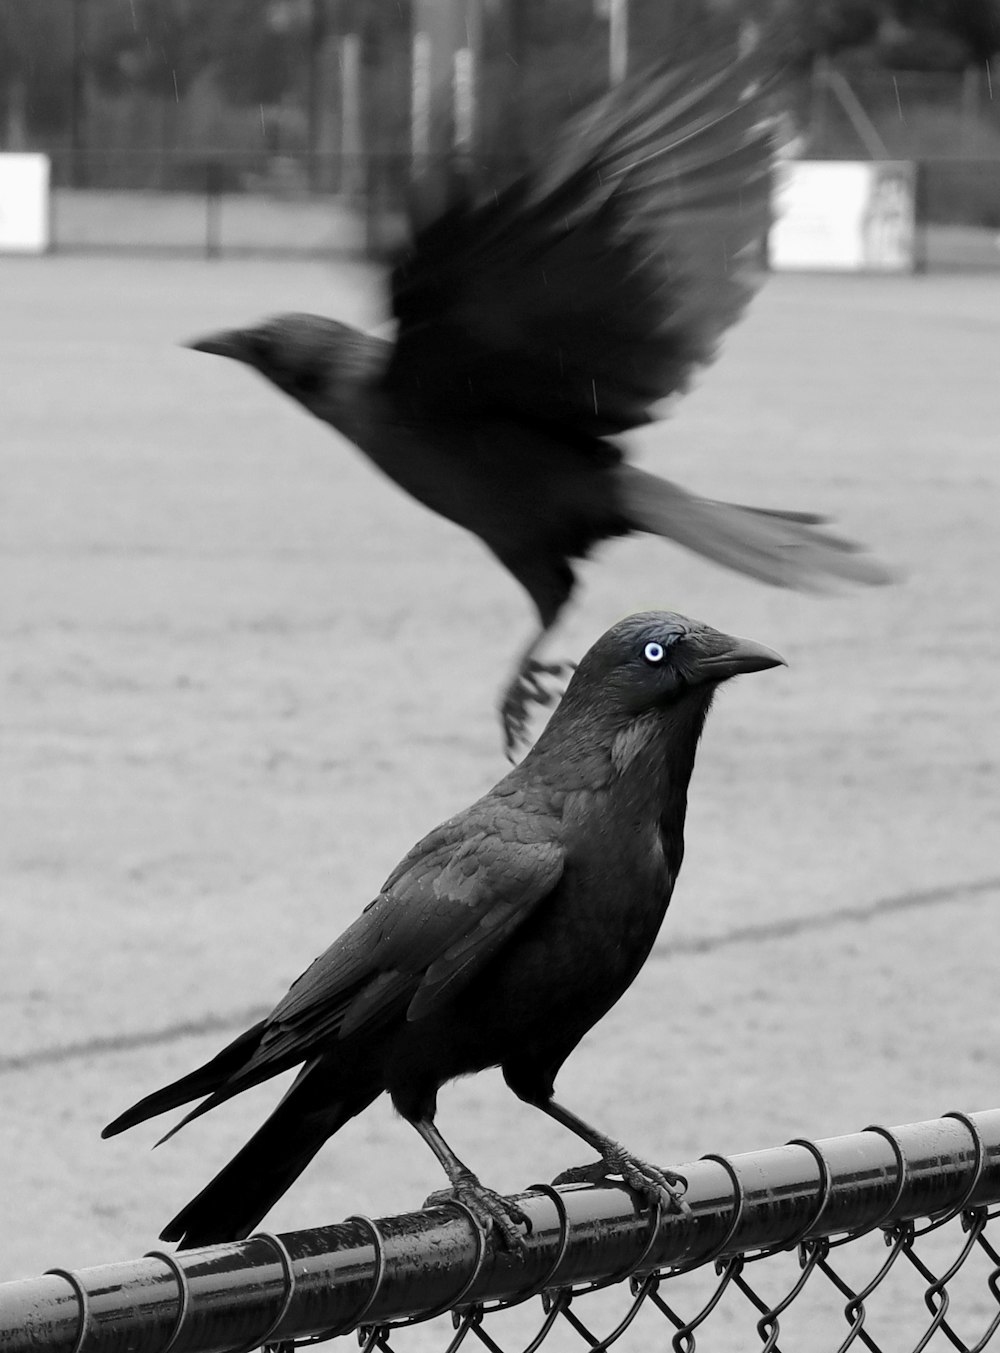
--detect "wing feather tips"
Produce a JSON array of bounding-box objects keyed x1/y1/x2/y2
[{"x1": 101, "y1": 1020, "x2": 268, "y2": 1139}]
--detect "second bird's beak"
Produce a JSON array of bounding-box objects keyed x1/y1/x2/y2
[
  {"x1": 185, "y1": 329, "x2": 250, "y2": 363},
  {"x1": 685, "y1": 631, "x2": 785, "y2": 685}
]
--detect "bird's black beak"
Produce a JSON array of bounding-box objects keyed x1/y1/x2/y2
[
  {"x1": 684, "y1": 630, "x2": 785, "y2": 685},
  {"x1": 184, "y1": 329, "x2": 251, "y2": 363}
]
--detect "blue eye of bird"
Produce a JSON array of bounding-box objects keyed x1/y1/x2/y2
[{"x1": 643, "y1": 641, "x2": 666, "y2": 664}]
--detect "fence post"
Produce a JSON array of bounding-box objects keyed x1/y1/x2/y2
[
  {"x1": 306, "y1": 0, "x2": 327, "y2": 191},
  {"x1": 204, "y1": 161, "x2": 222, "y2": 259},
  {"x1": 912, "y1": 158, "x2": 927, "y2": 274},
  {"x1": 69, "y1": 0, "x2": 89, "y2": 188}
]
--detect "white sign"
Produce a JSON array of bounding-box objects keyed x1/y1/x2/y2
[
  {"x1": 770, "y1": 160, "x2": 915, "y2": 272},
  {"x1": 0, "y1": 153, "x2": 50, "y2": 253}
]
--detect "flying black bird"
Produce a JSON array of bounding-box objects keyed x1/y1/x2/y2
[
  {"x1": 103, "y1": 610, "x2": 783, "y2": 1249},
  {"x1": 187, "y1": 48, "x2": 885, "y2": 754}
]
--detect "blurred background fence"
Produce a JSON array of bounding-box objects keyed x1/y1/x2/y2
[
  {"x1": 34, "y1": 151, "x2": 1000, "y2": 268},
  {"x1": 1, "y1": 0, "x2": 999, "y2": 265},
  {"x1": 3, "y1": 1110, "x2": 999, "y2": 1353}
]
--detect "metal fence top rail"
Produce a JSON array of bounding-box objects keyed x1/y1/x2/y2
[{"x1": 2, "y1": 1109, "x2": 998, "y2": 1353}]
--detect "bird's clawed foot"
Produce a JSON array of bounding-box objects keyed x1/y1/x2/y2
[
  {"x1": 553, "y1": 1145, "x2": 689, "y2": 1216},
  {"x1": 424, "y1": 1172, "x2": 533, "y2": 1252},
  {"x1": 501, "y1": 660, "x2": 577, "y2": 761}
]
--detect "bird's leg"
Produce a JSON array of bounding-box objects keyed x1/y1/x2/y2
[
  {"x1": 412, "y1": 1117, "x2": 532, "y2": 1250},
  {"x1": 543, "y1": 1099, "x2": 689, "y2": 1215},
  {"x1": 499, "y1": 630, "x2": 576, "y2": 762}
]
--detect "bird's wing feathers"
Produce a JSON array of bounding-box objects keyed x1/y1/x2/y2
[
  {"x1": 385, "y1": 47, "x2": 777, "y2": 439},
  {"x1": 245, "y1": 813, "x2": 564, "y2": 1067},
  {"x1": 405, "y1": 832, "x2": 564, "y2": 1019}
]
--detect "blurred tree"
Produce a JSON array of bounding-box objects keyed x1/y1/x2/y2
[
  {"x1": 762, "y1": 0, "x2": 1000, "y2": 67},
  {"x1": 476, "y1": 0, "x2": 742, "y2": 157},
  {"x1": 630, "y1": 0, "x2": 743, "y2": 61},
  {"x1": 879, "y1": 0, "x2": 1000, "y2": 67},
  {"x1": 0, "y1": 0, "x2": 74, "y2": 144},
  {"x1": 87, "y1": 0, "x2": 306, "y2": 103},
  {"x1": 4, "y1": 0, "x2": 996, "y2": 161},
  {"x1": 87, "y1": 0, "x2": 203, "y2": 101},
  {"x1": 784, "y1": 0, "x2": 883, "y2": 59},
  {"x1": 83, "y1": 0, "x2": 412, "y2": 157},
  {"x1": 708, "y1": 0, "x2": 1000, "y2": 67},
  {"x1": 204, "y1": 1, "x2": 306, "y2": 106}
]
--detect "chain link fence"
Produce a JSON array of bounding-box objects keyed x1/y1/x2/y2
[
  {"x1": 4, "y1": 1109, "x2": 999, "y2": 1353},
  {"x1": 29, "y1": 147, "x2": 1000, "y2": 268}
]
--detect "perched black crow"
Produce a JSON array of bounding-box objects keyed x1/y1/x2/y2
[
  {"x1": 188, "y1": 48, "x2": 885, "y2": 754},
  {"x1": 104, "y1": 610, "x2": 783, "y2": 1249}
]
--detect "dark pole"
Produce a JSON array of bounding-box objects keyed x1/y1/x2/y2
[
  {"x1": 205, "y1": 160, "x2": 223, "y2": 259},
  {"x1": 306, "y1": 0, "x2": 327, "y2": 189},
  {"x1": 491, "y1": 0, "x2": 526, "y2": 175},
  {"x1": 69, "y1": 0, "x2": 87, "y2": 186}
]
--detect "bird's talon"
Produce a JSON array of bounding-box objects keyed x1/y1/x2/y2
[
  {"x1": 501, "y1": 658, "x2": 577, "y2": 757},
  {"x1": 553, "y1": 1154, "x2": 689, "y2": 1216},
  {"x1": 423, "y1": 1182, "x2": 531, "y2": 1253},
  {"x1": 552, "y1": 1161, "x2": 609, "y2": 1188}
]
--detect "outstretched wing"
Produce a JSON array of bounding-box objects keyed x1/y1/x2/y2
[{"x1": 384, "y1": 45, "x2": 778, "y2": 440}]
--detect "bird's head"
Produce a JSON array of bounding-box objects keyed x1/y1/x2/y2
[
  {"x1": 574, "y1": 610, "x2": 783, "y2": 710},
  {"x1": 185, "y1": 313, "x2": 370, "y2": 408},
  {"x1": 541, "y1": 611, "x2": 783, "y2": 775}
]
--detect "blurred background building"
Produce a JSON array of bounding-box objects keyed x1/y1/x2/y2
[{"x1": 0, "y1": 0, "x2": 998, "y2": 261}]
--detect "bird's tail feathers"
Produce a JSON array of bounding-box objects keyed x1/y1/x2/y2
[
  {"x1": 160, "y1": 1071, "x2": 379, "y2": 1248},
  {"x1": 616, "y1": 465, "x2": 893, "y2": 590},
  {"x1": 101, "y1": 1020, "x2": 268, "y2": 1140}
]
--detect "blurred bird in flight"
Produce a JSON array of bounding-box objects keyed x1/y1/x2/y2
[
  {"x1": 104, "y1": 610, "x2": 783, "y2": 1249},
  {"x1": 188, "y1": 47, "x2": 889, "y2": 755}
]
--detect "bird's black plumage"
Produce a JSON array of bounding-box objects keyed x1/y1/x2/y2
[
  {"x1": 104, "y1": 611, "x2": 783, "y2": 1249},
  {"x1": 187, "y1": 46, "x2": 887, "y2": 752}
]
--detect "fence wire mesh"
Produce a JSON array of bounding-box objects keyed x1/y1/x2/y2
[
  {"x1": 5, "y1": 1110, "x2": 999, "y2": 1353},
  {"x1": 343, "y1": 1203, "x2": 1000, "y2": 1353}
]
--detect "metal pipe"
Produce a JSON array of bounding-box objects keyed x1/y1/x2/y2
[{"x1": 3, "y1": 1111, "x2": 998, "y2": 1353}]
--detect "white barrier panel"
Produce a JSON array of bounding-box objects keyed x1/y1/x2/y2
[
  {"x1": 770, "y1": 160, "x2": 916, "y2": 272},
  {"x1": 0, "y1": 153, "x2": 51, "y2": 253}
]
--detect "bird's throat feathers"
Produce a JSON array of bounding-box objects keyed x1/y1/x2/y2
[
  {"x1": 539, "y1": 689, "x2": 714, "y2": 809},
  {"x1": 610, "y1": 711, "x2": 669, "y2": 777},
  {"x1": 609, "y1": 696, "x2": 713, "y2": 788}
]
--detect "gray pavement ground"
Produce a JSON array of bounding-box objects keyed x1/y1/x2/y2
[{"x1": 2, "y1": 259, "x2": 998, "y2": 1306}]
